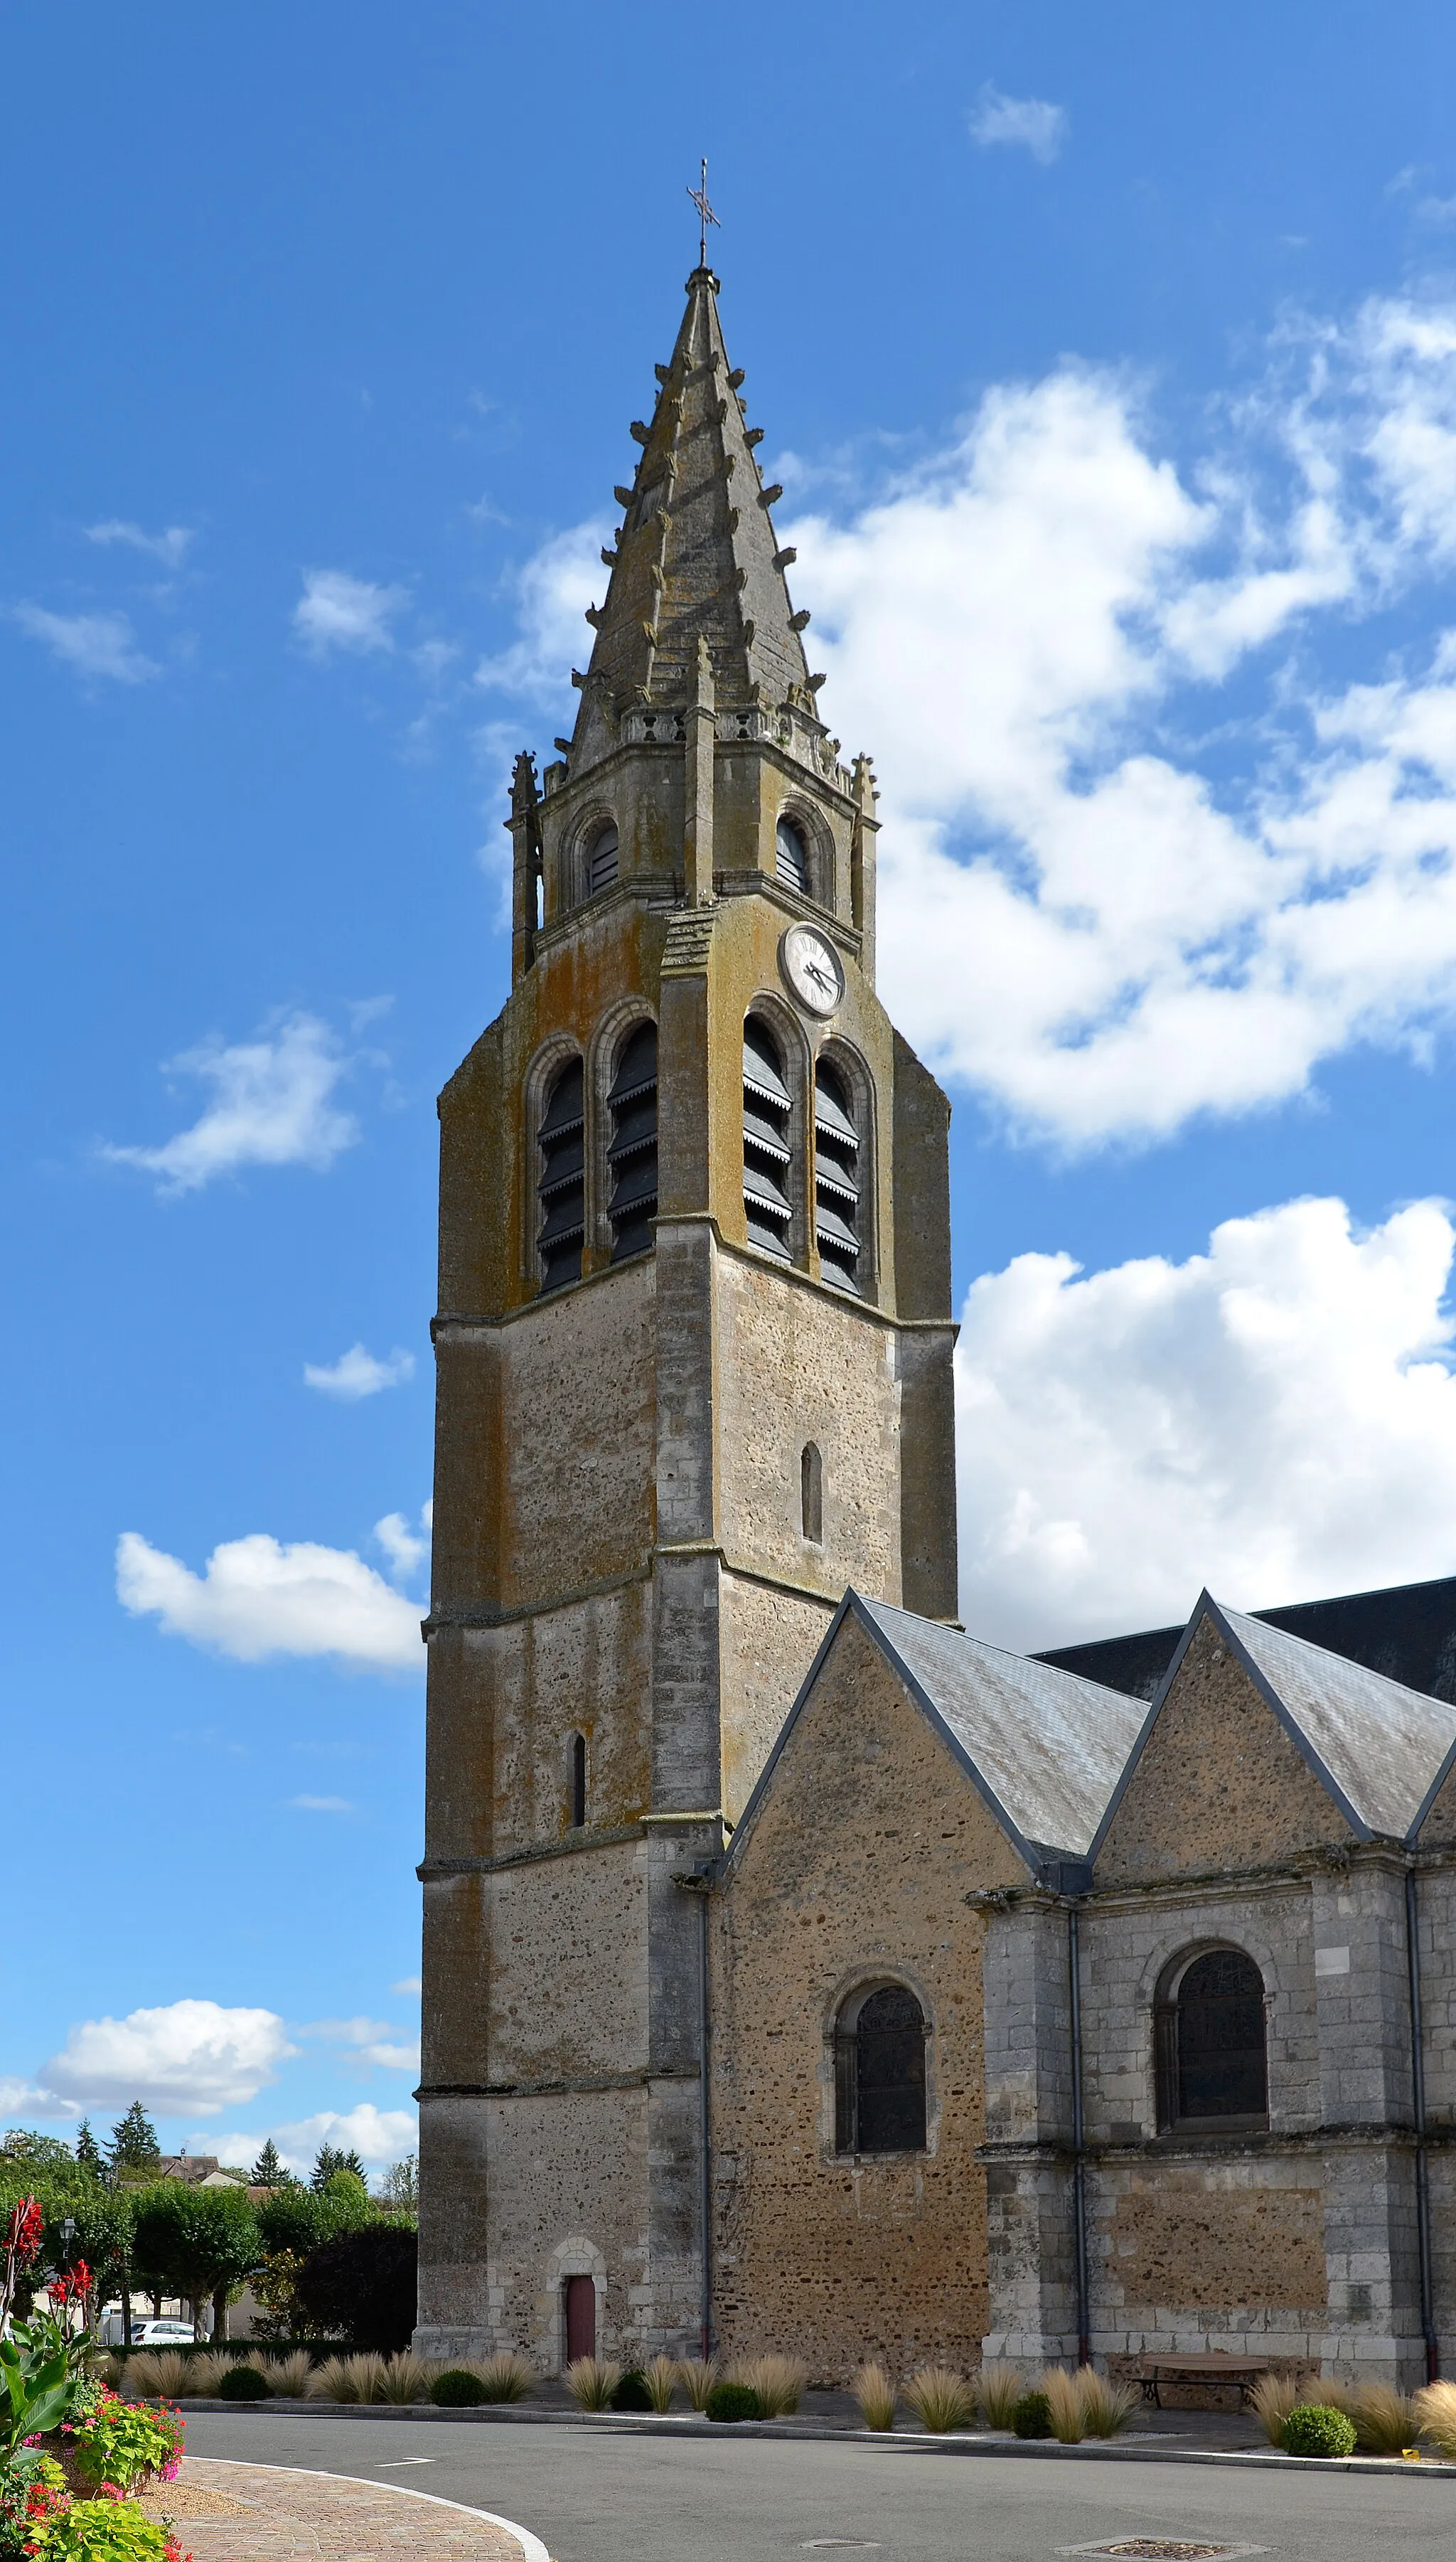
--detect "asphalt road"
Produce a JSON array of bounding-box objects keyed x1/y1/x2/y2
[{"x1": 184, "y1": 2411, "x2": 1456, "y2": 2562}]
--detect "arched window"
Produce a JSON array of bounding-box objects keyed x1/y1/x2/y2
[
  {"x1": 1155, "y1": 1947, "x2": 1268, "y2": 2133},
  {"x1": 569, "y1": 1732, "x2": 587, "y2": 1830},
  {"x1": 776, "y1": 815, "x2": 809, "y2": 894},
  {"x1": 605, "y1": 1021, "x2": 658, "y2": 1262},
  {"x1": 813, "y1": 1057, "x2": 860, "y2": 1294},
  {"x1": 801, "y1": 1442, "x2": 823, "y2": 1544},
  {"x1": 742, "y1": 1016, "x2": 794, "y2": 1261},
  {"x1": 587, "y1": 821, "x2": 619, "y2": 896},
  {"x1": 537, "y1": 1059, "x2": 585, "y2": 1294},
  {"x1": 835, "y1": 1983, "x2": 926, "y2": 2156}
]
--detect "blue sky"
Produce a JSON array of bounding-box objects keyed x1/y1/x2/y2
[{"x1": 7, "y1": 0, "x2": 1456, "y2": 2160}]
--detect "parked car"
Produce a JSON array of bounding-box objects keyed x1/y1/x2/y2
[{"x1": 108, "y1": 2318, "x2": 197, "y2": 2348}]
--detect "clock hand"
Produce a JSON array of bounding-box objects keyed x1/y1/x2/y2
[{"x1": 804, "y1": 959, "x2": 834, "y2": 992}]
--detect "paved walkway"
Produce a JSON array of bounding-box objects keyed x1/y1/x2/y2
[{"x1": 137, "y1": 2457, "x2": 546, "y2": 2561}]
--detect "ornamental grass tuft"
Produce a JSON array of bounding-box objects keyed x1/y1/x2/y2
[
  {"x1": 675, "y1": 2358, "x2": 719, "y2": 2413},
  {"x1": 308, "y1": 2355, "x2": 357, "y2": 2402},
  {"x1": 1415, "y1": 2379, "x2": 1456, "y2": 2457},
  {"x1": 181, "y1": 2352, "x2": 230, "y2": 2397},
  {"x1": 851, "y1": 2361, "x2": 897, "y2": 2432},
  {"x1": 264, "y1": 2351, "x2": 315, "y2": 2398},
  {"x1": 1280, "y1": 2402, "x2": 1358, "y2": 2459},
  {"x1": 730, "y1": 2356, "x2": 805, "y2": 2418},
  {"x1": 903, "y1": 2366, "x2": 976, "y2": 2433},
  {"x1": 1075, "y1": 2367, "x2": 1138, "y2": 2438},
  {"x1": 467, "y1": 2352, "x2": 533, "y2": 2404},
  {"x1": 643, "y1": 2355, "x2": 678, "y2": 2413},
  {"x1": 566, "y1": 2356, "x2": 622, "y2": 2412},
  {"x1": 977, "y1": 2362, "x2": 1024, "y2": 2430},
  {"x1": 1040, "y1": 2367, "x2": 1086, "y2": 2443},
  {"x1": 1251, "y1": 2371, "x2": 1300, "y2": 2445},
  {"x1": 378, "y1": 2352, "x2": 432, "y2": 2404}
]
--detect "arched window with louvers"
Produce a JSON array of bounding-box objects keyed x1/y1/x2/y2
[
  {"x1": 742, "y1": 1015, "x2": 796, "y2": 1263},
  {"x1": 604, "y1": 1020, "x2": 658, "y2": 1263},
  {"x1": 536, "y1": 1057, "x2": 586, "y2": 1294},
  {"x1": 813, "y1": 1054, "x2": 862, "y2": 1294}
]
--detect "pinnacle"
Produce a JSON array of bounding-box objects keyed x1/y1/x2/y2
[{"x1": 567, "y1": 270, "x2": 816, "y2": 767}]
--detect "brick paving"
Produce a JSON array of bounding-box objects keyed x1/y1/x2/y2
[{"x1": 138, "y1": 2457, "x2": 542, "y2": 2560}]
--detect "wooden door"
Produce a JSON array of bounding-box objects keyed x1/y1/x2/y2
[{"x1": 564, "y1": 2274, "x2": 596, "y2": 2364}]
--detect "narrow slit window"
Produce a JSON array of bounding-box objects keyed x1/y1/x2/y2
[
  {"x1": 814, "y1": 1058, "x2": 860, "y2": 1294},
  {"x1": 742, "y1": 1017, "x2": 794, "y2": 1261},
  {"x1": 776, "y1": 815, "x2": 808, "y2": 893},
  {"x1": 569, "y1": 1732, "x2": 587, "y2": 1830},
  {"x1": 537, "y1": 1059, "x2": 586, "y2": 1294},
  {"x1": 801, "y1": 1442, "x2": 823, "y2": 1544},
  {"x1": 606, "y1": 1021, "x2": 658, "y2": 1262},
  {"x1": 587, "y1": 821, "x2": 619, "y2": 896}
]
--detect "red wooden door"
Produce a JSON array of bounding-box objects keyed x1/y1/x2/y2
[{"x1": 564, "y1": 2275, "x2": 596, "y2": 2363}]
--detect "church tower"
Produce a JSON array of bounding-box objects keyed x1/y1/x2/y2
[{"x1": 415, "y1": 262, "x2": 959, "y2": 2366}]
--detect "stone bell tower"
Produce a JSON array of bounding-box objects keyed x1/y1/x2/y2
[{"x1": 414, "y1": 262, "x2": 958, "y2": 2366}]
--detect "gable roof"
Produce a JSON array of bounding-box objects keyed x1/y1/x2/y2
[
  {"x1": 1089, "y1": 1591, "x2": 1456, "y2": 1858},
  {"x1": 1037, "y1": 1569, "x2": 1456, "y2": 1708},
  {"x1": 723, "y1": 1590, "x2": 1147, "y2": 1882}
]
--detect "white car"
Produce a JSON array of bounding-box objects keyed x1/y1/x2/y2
[{"x1": 117, "y1": 2320, "x2": 197, "y2": 2347}]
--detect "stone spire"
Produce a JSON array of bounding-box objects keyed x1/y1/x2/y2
[{"x1": 568, "y1": 267, "x2": 819, "y2": 769}]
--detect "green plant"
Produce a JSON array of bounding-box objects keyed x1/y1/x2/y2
[
  {"x1": 977, "y1": 2363, "x2": 1024, "y2": 2430},
  {"x1": 467, "y1": 2354, "x2": 532, "y2": 2405},
  {"x1": 68, "y1": 2387, "x2": 183, "y2": 2493},
  {"x1": 641, "y1": 2356, "x2": 677, "y2": 2414},
  {"x1": 1251, "y1": 2371, "x2": 1300, "y2": 2445},
  {"x1": 675, "y1": 2358, "x2": 718, "y2": 2413},
  {"x1": 216, "y1": 2366, "x2": 268, "y2": 2402},
  {"x1": 704, "y1": 2381, "x2": 761, "y2": 2423},
  {"x1": 566, "y1": 2356, "x2": 622, "y2": 2413},
  {"x1": 729, "y1": 2356, "x2": 805, "y2": 2418},
  {"x1": 25, "y1": 2496, "x2": 184, "y2": 2561},
  {"x1": 1041, "y1": 2368, "x2": 1085, "y2": 2443},
  {"x1": 430, "y1": 2370, "x2": 487, "y2": 2408},
  {"x1": 851, "y1": 2362, "x2": 897, "y2": 2431},
  {"x1": 294, "y1": 2228, "x2": 417, "y2": 2354},
  {"x1": 129, "y1": 2187, "x2": 260, "y2": 2350},
  {"x1": 1012, "y1": 2388, "x2": 1053, "y2": 2440},
  {"x1": 608, "y1": 2369, "x2": 652, "y2": 2412},
  {"x1": 1076, "y1": 2368, "x2": 1138, "y2": 2439},
  {"x1": 903, "y1": 2366, "x2": 975, "y2": 2433},
  {"x1": 0, "y1": 2450, "x2": 68, "y2": 2559},
  {"x1": 1280, "y1": 2403, "x2": 1357, "y2": 2459}
]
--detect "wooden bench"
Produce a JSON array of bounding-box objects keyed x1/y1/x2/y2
[{"x1": 1133, "y1": 2352, "x2": 1273, "y2": 2409}]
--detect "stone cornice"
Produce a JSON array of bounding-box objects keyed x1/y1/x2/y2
[{"x1": 418, "y1": 1809, "x2": 728, "y2": 1882}]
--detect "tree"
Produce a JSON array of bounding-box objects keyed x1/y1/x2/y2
[
  {"x1": 311, "y1": 2144, "x2": 365, "y2": 2192},
  {"x1": 0, "y1": 2131, "x2": 77, "y2": 2171},
  {"x1": 294, "y1": 2224, "x2": 417, "y2": 2352},
  {"x1": 249, "y1": 2140, "x2": 286, "y2": 2189},
  {"x1": 130, "y1": 2185, "x2": 260, "y2": 2343},
  {"x1": 107, "y1": 2104, "x2": 161, "y2": 2178},
  {"x1": 374, "y1": 2155, "x2": 418, "y2": 2214},
  {"x1": 73, "y1": 2121, "x2": 104, "y2": 2179}
]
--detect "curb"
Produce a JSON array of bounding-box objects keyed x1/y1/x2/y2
[
  {"x1": 189, "y1": 2457, "x2": 551, "y2": 2562},
  {"x1": 179, "y1": 2399, "x2": 1456, "y2": 2477}
]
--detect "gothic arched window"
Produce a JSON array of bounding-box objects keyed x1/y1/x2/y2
[
  {"x1": 537, "y1": 1058, "x2": 586, "y2": 1294},
  {"x1": 1155, "y1": 1946, "x2": 1268, "y2": 2133},
  {"x1": 801, "y1": 1441, "x2": 823, "y2": 1544},
  {"x1": 813, "y1": 1057, "x2": 860, "y2": 1294},
  {"x1": 605, "y1": 1021, "x2": 658, "y2": 1262},
  {"x1": 587, "y1": 821, "x2": 619, "y2": 896},
  {"x1": 835, "y1": 1983, "x2": 927, "y2": 2156},
  {"x1": 742, "y1": 1015, "x2": 794, "y2": 1261},
  {"x1": 776, "y1": 815, "x2": 809, "y2": 894}
]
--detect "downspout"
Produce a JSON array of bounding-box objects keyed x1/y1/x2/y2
[
  {"x1": 1068, "y1": 1901, "x2": 1091, "y2": 2369},
  {"x1": 1405, "y1": 1864, "x2": 1439, "y2": 2381},
  {"x1": 697, "y1": 1882, "x2": 713, "y2": 2363}
]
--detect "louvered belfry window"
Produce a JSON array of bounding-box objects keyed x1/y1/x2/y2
[
  {"x1": 537, "y1": 1058, "x2": 586, "y2": 1293},
  {"x1": 742, "y1": 1017, "x2": 794, "y2": 1261},
  {"x1": 776, "y1": 814, "x2": 808, "y2": 893},
  {"x1": 814, "y1": 1058, "x2": 860, "y2": 1293},
  {"x1": 587, "y1": 821, "x2": 619, "y2": 896},
  {"x1": 606, "y1": 1021, "x2": 658, "y2": 1262}
]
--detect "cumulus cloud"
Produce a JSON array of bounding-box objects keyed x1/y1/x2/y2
[
  {"x1": 475, "y1": 520, "x2": 611, "y2": 704},
  {"x1": 116, "y1": 1528, "x2": 424, "y2": 1672},
  {"x1": 12, "y1": 605, "x2": 158, "y2": 684},
  {"x1": 968, "y1": 82, "x2": 1068, "y2": 164},
  {"x1": 85, "y1": 520, "x2": 193, "y2": 567},
  {"x1": 208, "y1": 2105, "x2": 417, "y2": 2174},
  {"x1": 957, "y1": 1194, "x2": 1456, "y2": 1651},
  {"x1": 373, "y1": 1504, "x2": 431, "y2": 1583},
  {"x1": 392, "y1": 1977, "x2": 422, "y2": 1997},
  {"x1": 103, "y1": 1011, "x2": 358, "y2": 1194},
  {"x1": 0, "y1": 2079, "x2": 58, "y2": 2118},
  {"x1": 299, "y1": 2017, "x2": 421, "y2": 2072},
  {"x1": 294, "y1": 568, "x2": 407, "y2": 656},
  {"x1": 41, "y1": 2000, "x2": 294, "y2": 2115},
  {"x1": 304, "y1": 1344, "x2": 415, "y2": 1401}
]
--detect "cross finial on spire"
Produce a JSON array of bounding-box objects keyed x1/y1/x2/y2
[{"x1": 687, "y1": 158, "x2": 719, "y2": 269}]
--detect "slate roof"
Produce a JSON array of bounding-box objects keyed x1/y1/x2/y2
[
  {"x1": 1037, "y1": 1570, "x2": 1456, "y2": 1707},
  {"x1": 1214, "y1": 1599, "x2": 1456, "y2": 1842}
]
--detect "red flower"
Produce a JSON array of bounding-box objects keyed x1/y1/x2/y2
[{"x1": 4, "y1": 2199, "x2": 44, "y2": 2267}]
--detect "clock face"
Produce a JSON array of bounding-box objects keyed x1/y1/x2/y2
[{"x1": 780, "y1": 924, "x2": 845, "y2": 1018}]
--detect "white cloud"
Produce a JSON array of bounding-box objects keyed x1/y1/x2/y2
[
  {"x1": 303, "y1": 2017, "x2": 392, "y2": 2046},
  {"x1": 289, "y1": 1795, "x2": 355, "y2": 1813},
  {"x1": 968, "y1": 82, "x2": 1067, "y2": 164},
  {"x1": 104, "y1": 1011, "x2": 358, "y2": 1194},
  {"x1": 116, "y1": 1529, "x2": 424, "y2": 1673},
  {"x1": 12, "y1": 604, "x2": 158, "y2": 684},
  {"x1": 294, "y1": 568, "x2": 406, "y2": 657},
  {"x1": 474, "y1": 519, "x2": 610, "y2": 704},
  {"x1": 392, "y1": 1977, "x2": 422, "y2": 1997},
  {"x1": 304, "y1": 1344, "x2": 415, "y2": 1401},
  {"x1": 85, "y1": 520, "x2": 193, "y2": 568},
  {"x1": 373, "y1": 1505, "x2": 431, "y2": 1583},
  {"x1": 41, "y1": 2000, "x2": 294, "y2": 2115},
  {"x1": 363, "y1": 2041, "x2": 421, "y2": 2073},
  {"x1": 218, "y1": 2105, "x2": 417, "y2": 2174},
  {"x1": 957, "y1": 1194, "x2": 1456, "y2": 1651},
  {"x1": 0, "y1": 2079, "x2": 60, "y2": 2118},
  {"x1": 299, "y1": 2017, "x2": 419, "y2": 2073}
]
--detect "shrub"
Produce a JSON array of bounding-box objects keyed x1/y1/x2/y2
[
  {"x1": 705, "y1": 2381, "x2": 761, "y2": 2423},
  {"x1": 731, "y1": 2356, "x2": 805, "y2": 2418},
  {"x1": 676, "y1": 2358, "x2": 718, "y2": 2413},
  {"x1": 643, "y1": 2356, "x2": 677, "y2": 2413},
  {"x1": 217, "y1": 2365, "x2": 269, "y2": 2402},
  {"x1": 294, "y1": 2227, "x2": 417, "y2": 2354},
  {"x1": 431, "y1": 2369, "x2": 488, "y2": 2408},
  {"x1": 379, "y1": 2354, "x2": 431, "y2": 2405},
  {"x1": 1076, "y1": 2369, "x2": 1137, "y2": 2440},
  {"x1": 977, "y1": 2363, "x2": 1024, "y2": 2430},
  {"x1": 566, "y1": 2357, "x2": 621, "y2": 2413},
  {"x1": 1415, "y1": 2379, "x2": 1456, "y2": 2457},
  {"x1": 1012, "y1": 2389, "x2": 1053, "y2": 2440},
  {"x1": 851, "y1": 2362, "x2": 896, "y2": 2431},
  {"x1": 467, "y1": 2354, "x2": 532, "y2": 2405},
  {"x1": 904, "y1": 2366, "x2": 975, "y2": 2433},
  {"x1": 1041, "y1": 2369, "x2": 1084, "y2": 2443},
  {"x1": 68, "y1": 2389, "x2": 184, "y2": 2494},
  {"x1": 1251, "y1": 2371, "x2": 1300, "y2": 2446},
  {"x1": 1280, "y1": 2403, "x2": 1357, "y2": 2459},
  {"x1": 609, "y1": 2369, "x2": 653, "y2": 2412}
]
